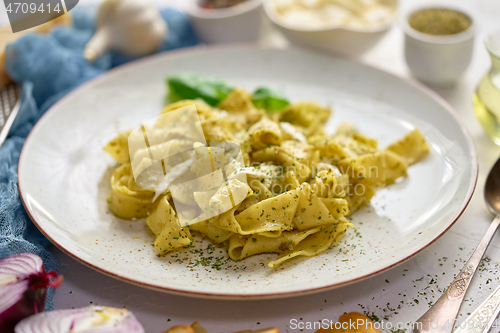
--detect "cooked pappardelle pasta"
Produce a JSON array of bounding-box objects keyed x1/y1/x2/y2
[{"x1": 104, "y1": 85, "x2": 429, "y2": 268}]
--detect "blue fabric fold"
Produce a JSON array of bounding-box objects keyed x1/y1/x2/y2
[{"x1": 0, "y1": 6, "x2": 198, "y2": 310}]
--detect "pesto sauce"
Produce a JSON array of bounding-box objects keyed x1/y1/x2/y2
[{"x1": 409, "y1": 8, "x2": 471, "y2": 35}]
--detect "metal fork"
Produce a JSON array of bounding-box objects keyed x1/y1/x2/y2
[{"x1": 0, "y1": 83, "x2": 21, "y2": 147}]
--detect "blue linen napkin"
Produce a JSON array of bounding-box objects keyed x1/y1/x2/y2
[{"x1": 0, "y1": 6, "x2": 198, "y2": 310}]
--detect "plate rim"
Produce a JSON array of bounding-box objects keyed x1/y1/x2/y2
[{"x1": 17, "y1": 44, "x2": 479, "y2": 299}]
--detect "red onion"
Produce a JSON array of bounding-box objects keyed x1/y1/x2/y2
[
  {"x1": 0, "y1": 253, "x2": 62, "y2": 333},
  {"x1": 15, "y1": 305, "x2": 145, "y2": 333}
]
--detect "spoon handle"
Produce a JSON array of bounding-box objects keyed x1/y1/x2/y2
[
  {"x1": 453, "y1": 283, "x2": 500, "y2": 333},
  {"x1": 414, "y1": 216, "x2": 500, "y2": 333}
]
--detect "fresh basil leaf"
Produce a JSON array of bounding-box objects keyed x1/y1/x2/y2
[
  {"x1": 167, "y1": 73, "x2": 234, "y2": 106},
  {"x1": 252, "y1": 87, "x2": 290, "y2": 112}
]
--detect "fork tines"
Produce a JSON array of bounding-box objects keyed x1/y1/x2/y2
[{"x1": 0, "y1": 83, "x2": 20, "y2": 147}]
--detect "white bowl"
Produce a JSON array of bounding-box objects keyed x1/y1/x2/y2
[
  {"x1": 187, "y1": 0, "x2": 263, "y2": 44},
  {"x1": 263, "y1": 0, "x2": 398, "y2": 56},
  {"x1": 402, "y1": 6, "x2": 476, "y2": 85}
]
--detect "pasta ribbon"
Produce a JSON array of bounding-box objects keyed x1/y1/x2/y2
[
  {"x1": 227, "y1": 219, "x2": 352, "y2": 268},
  {"x1": 108, "y1": 163, "x2": 158, "y2": 219},
  {"x1": 386, "y1": 128, "x2": 429, "y2": 165},
  {"x1": 277, "y1": 102, "x2": 331, "y2": 137},
  {"x1": 147, "y1": 197, "x2": 192, "y2": 255},
  {"x1": 293, "y1": 183, "x2": 348, "y2": 230},
  {"x1": 269, "y1": 221, "x2": 352, "y2": 268},
  {"x1": 104, "y1": 85, "x2": 429, "y2": 267},
  {"x1": 248, "y1": 118, "x2": 283, "y2": 150},
  {"x1": 338, "y1": 150, "x2": 408, "y2": 186},
  {"x1": 103, "y1": 131, "x2": 131, "y2": 164}
]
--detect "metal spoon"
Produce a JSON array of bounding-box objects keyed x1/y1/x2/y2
[{"x1": 414, "y1": 157, "x2": 500, "y2": 333}]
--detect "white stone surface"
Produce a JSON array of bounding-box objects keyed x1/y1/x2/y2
[{"x1": 5, "y1": 0, "x2": 500, "y2": 331}]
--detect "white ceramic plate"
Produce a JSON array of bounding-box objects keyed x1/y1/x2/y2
[{"x1": 18, "y1": 47, "x2": 477, "y2": 299}]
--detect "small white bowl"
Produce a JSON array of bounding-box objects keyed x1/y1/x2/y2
[
  {"x1": 402, "y1": 6, "x2": 476, "y2": 85},
  {"x1": 187, "y1": 0, "x2": 263, "y2": 44},
  {"x1": 263, "y1": 0, "x2": 398, "y2": 56}
]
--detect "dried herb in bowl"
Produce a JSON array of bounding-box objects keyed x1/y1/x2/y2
[
  {"x1": 201, "y1": 0, "x2": 249, "y2": 9},
  {"x1": 409, "y1": 8, "x2": 471, "y2": 35}
]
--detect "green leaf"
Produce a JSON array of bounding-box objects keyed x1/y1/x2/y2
[
  {"x1": 252, "y1": 86, "x2": 290, "y2": 112},
  {"x1": 166, "y1": 73, "x2": 234, "y2": 106}
]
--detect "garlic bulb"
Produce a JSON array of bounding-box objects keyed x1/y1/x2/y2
[{"x1": 84, "y1": 0, "x2": 168, "y2": 61}]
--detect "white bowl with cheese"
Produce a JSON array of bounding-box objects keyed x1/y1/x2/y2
[{"x1": 264, "y1": 0, "x2": 398, "y2": 56}]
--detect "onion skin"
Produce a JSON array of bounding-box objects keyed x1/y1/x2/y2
[
  {"x1": 0, "y1": 287, "x2": 46, "y2": 333},
  {"x1": 15, "y1": 305, "x2": 145, "y2": 333},
  {"x1": 0, "y1": 254, "x2": 62, "y2": 333}
]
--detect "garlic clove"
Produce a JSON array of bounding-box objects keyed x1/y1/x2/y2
[{"x1": 84, "y1": 27, "x2": 112, "y2": 62}]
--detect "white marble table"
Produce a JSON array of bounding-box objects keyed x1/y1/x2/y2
[{"x1": 18, "y1": 0, "x2": 500, "y2": 331}]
